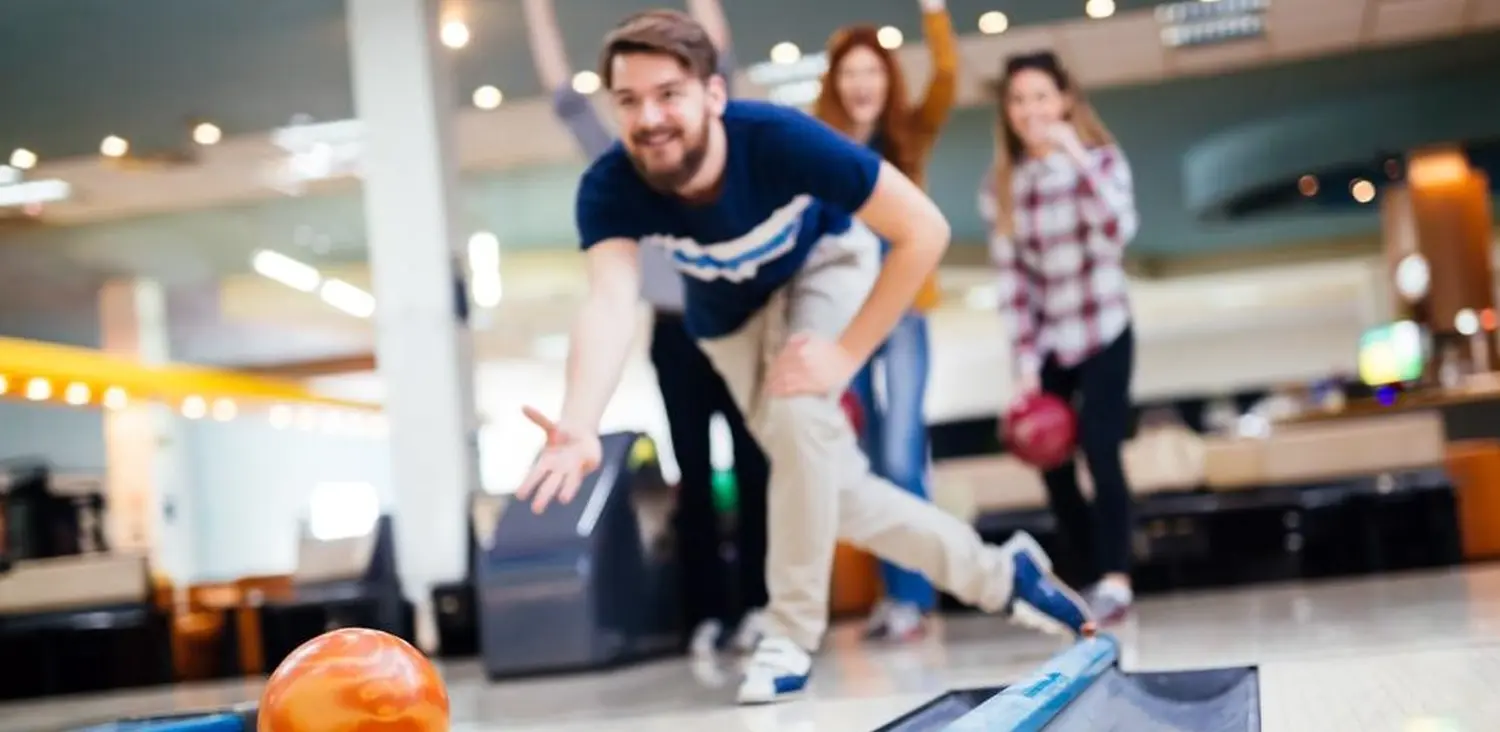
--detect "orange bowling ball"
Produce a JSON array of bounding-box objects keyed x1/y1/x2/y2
[{"x1": 258, "y1": 628, "x2": 449, "y2": 732}]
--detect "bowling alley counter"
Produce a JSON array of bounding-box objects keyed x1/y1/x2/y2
[{"x1": 1283, "y1": 382, "x2": 1500, "y2": 442}]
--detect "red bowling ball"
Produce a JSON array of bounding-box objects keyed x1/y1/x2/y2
[
  {"x1": 841, "y1": 389, "x2": 866, "y2": 434},
  {"x1": 1003, "y1": 392, "x2": 1078, "y2": 470}
]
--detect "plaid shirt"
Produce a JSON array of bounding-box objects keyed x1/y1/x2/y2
[{"x1": 979, "y1": 145, "x2": 1137, "y2": 378}]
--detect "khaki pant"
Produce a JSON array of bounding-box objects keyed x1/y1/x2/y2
[{"x1": 698, "y1": 229, "x2": 1019, "y2": 651}]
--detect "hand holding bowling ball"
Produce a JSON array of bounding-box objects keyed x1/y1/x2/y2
[
  {"x1": 258, "y1": 628, "x2": 449, "y2": 732},
  {"x1": 1003, "y1": 391, "x2": 1078, "y2": 470}
]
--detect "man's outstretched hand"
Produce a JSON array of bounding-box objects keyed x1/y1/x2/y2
[{"x1": 514, "y1": 406, "x2": 603, "y2": 514}]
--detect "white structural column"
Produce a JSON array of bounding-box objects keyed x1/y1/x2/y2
[
  {"x1": 98, "y1": 279, "x2": 195, "y2": 582},
  {"x1": 345, "y1": 0, "x2": 481, "y2": 651}
]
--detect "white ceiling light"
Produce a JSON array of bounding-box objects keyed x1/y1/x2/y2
[
  {"x1": 211, "y1": 398, "x2": 237, "y2": 422},
  {"x1": 100, "y1": 135, "x2": 129, "y2": 158},
  {"x1": 572, "y1": 70, "x2": 602, "y2": 95},
  {"x1": 877, "y1": 26, "x2": 904, "y2": 49},
  {"x1": 268, "y1": 117, "x2": 364, "y2": 193},
  {"x1": 193, "y1": 122, "x2": 222, "y2": 146},
  {"x1": 8, "y1": 148, "x2": 36, "y2": 170},
  {"x1": 440, "y1": 20, "x2": 470, "y2": 49},
  {"x1": 472, "y1": 85, "x2": 503, "y2": 110},
  {"x1": 1455, "y1": 308, "x2": 1480, "y2": 336},
  {"x1": 320, "y1": 279, "x2": 377, "y2": 318},
  {"x1": 64, "y1": 383, "x2": 90, "y2": 406},
  {"x1": 1350, "y1": 178, "x2": 1376, "y2": 204},
  {"x1": 770, "y1": 41, "x2": 802, "y2": 64},
  {"x1": 978, "y1": 11, "x2": 1010, "y2": 34},
  {"x1": 1086, "y1": 0, "x2": 1116, "y2": 18},
  {"x1": 468, "y1": 231, "x2": 503, "y2": 309},
  {"x1": 181, "y1": 395, "x2": 208, "y2": 420},
  {"x1": 251, "y1": 249, "x2": 322, "y2": 292}
]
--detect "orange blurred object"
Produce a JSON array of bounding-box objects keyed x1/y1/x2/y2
[{"x1": 258, "y1": 628, "x2": 449, "y2": 732}]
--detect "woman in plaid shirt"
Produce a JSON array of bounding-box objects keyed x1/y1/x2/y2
[{"x1": 980, "y1": 51, "x2": 1139, "y2": 624}]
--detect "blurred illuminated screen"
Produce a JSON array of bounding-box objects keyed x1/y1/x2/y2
[{"x1": 1358, "y1": 321, "x2": 1426, "y2": 386}]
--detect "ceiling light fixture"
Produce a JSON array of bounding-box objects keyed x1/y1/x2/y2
[
  {"x1": 64, "y1": 383, "x2": 90, "y2": 406},
  {"x1": 978, "y1": 11, "x2": 1010, "y2": 34},
  {"x1": 319, "y1": 279, "x2": 377, "y2": 318},
  {"x1": 1157, "y1": 0, "x2": 1269, "y2": 47},
  {"x1": 472, "y1": 85, "x2": 503, "y2": 110},
  {"x1": 193, "y1": 122, "x2": 222, "y2": 146},
  {"x1": 100, "y1": 135, "x2": 129, "y2": 158},
  {"x1": 182, "y1": 396, "x2": 208, "y2": 420},
  {"x1": 8, "y1": 148, "x2": 36, "y2": 170},
  {"x1": 877, "y1": 26, "x2": 904, "y2": 49},
  {"x1": 1085, "y1": 0, "x2": 1116, "y2": 19},
  {"x1": 251, "y1": 249, "x2": 322, "y2": 292},
  {"x1": 440, "y1": 20, "x2": 470, "y2": 49},
  {"x1": 211, "y1": 398, "x2": 237, "y2": 422},
  {"x1": 572, "y1": 71, "x2": 602, "y2": 95},
  {"x1": 770, "y1": 42, "x2": 802, "y2": 64}
]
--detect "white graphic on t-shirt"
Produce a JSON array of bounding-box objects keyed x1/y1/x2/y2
[{"x1": 641, "y1": 196, "x2": 812, "y2": 283}]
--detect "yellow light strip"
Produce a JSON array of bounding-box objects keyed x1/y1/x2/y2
[{"x1": 0, "y1": 336, "x2": 379, "y2": 413}]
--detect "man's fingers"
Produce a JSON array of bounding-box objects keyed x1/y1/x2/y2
[
  {"x1": 530, "y1": 470, "x2": 566, "y2": 514},
  {"x1": 521, "y1": 406, "x2": 558, "y2": 433},
  {"x1": 557, "y1": 470, "x2": 585, "y2": 505},
  {"x1": 515, "y1": 464, "x2": 548, "y2": 500}
]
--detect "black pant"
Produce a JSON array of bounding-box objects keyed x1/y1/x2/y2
[
  {"x1": 1038, "y1": 327, "x2": 1135, "y2": 583},
  {"x1": 650, "y1": 311, "x2": 769, "y2": 627}
]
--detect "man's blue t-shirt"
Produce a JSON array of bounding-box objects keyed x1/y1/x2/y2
[{"x1": 574, "y1": 100, "x2": 883, "y2": 338}]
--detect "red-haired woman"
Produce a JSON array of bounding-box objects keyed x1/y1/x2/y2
[{"x1": 815, "y1": 0, "x2": 958, "y2": 642}]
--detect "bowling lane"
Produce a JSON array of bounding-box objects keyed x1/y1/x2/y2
[
  {"x1": 1258, "y1": 643, "x2": 1500, "y2": 732},
  {"x1": 4, "y1": 566, "x2": 1500, "y2": 732}
]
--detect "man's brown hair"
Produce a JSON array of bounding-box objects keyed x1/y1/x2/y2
[{"x1": 598, "y1": 10, "x2": 718, "y2": 89}]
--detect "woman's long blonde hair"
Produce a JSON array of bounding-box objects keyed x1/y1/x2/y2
[{"x1": 989, "y1": 51, "x2": 1115, "y2": 237}]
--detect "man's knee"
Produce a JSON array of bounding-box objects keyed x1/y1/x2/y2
[{"x1": 757, "y1": 395, "x2": 847, "y2": 448}]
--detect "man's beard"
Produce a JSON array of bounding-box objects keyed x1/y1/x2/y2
[{"x1": 629, "y1": 118, "x2": 711, "y2": 193}]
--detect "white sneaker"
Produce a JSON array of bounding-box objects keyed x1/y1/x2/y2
[
  {"x1": 883, "y1": 601, "x2": 927, "y2": 642},
  {"x1": 736, "y1": 636, "x2": 813, "y2": 705},
  {"x1": 731, "y1": 608, "x2": 770, "y2": 654},
  {"x1": 690, "y1": 619, "x2": 724, "y2": 656},
  {"x1": 863, "y1": 599, "x2": 894, "y2": 638}
]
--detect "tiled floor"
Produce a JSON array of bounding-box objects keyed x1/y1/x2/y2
[{"x1": 5, "y1": 566, "x2": 1500, "y2": 732}]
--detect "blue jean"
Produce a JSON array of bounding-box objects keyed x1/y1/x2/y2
[{"x1": 849, "y1": 311, "x2": 937, "y2": 612}]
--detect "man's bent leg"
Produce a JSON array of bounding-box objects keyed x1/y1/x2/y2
[{"x1": 786, "y1": 230, "x2": 1093, "y2": 634}]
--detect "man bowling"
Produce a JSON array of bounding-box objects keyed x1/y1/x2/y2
[{"x1": 516, "y1": 10, "x2": 1095, "y2": 706}]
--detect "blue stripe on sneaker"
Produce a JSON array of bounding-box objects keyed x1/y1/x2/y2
[
  {"x1": 773, "y1": 673, "x2": 809, "y2": 695},
  {"x1": 1012, "y1": 551, "x2": 1089, "y2": 634}
]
